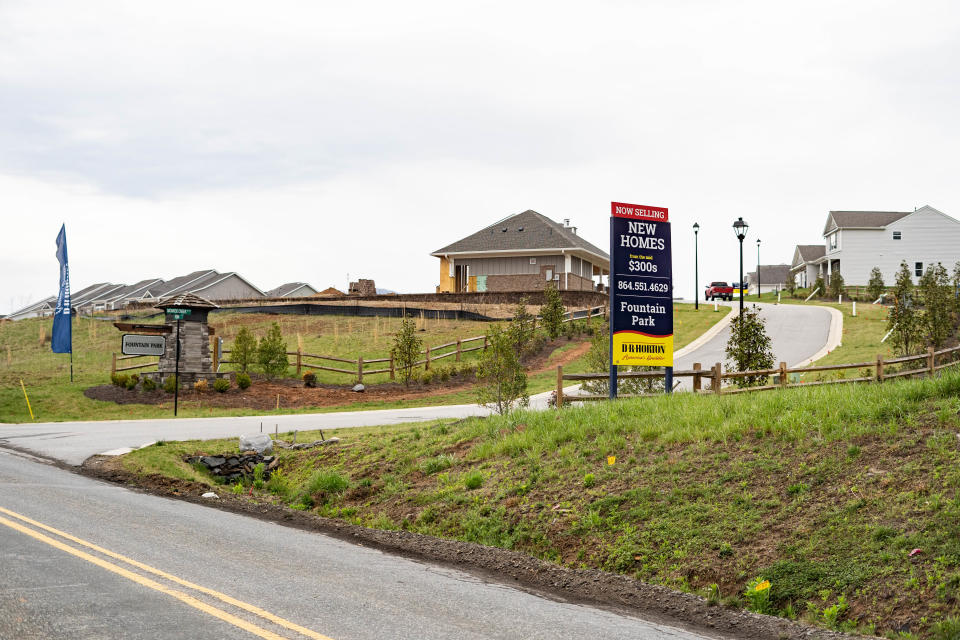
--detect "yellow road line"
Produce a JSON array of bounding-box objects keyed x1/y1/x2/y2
[{"x1": 0, "y1": 506, "x2": 334, "y2": 640}]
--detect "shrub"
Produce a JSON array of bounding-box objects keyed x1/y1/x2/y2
[
  {"x1": 162, "y1": 375, "x2": 178, "y2": 393},
  {"x1": 419, "y1": 370, "x2": 434, "y2": 385},
  {"x1": 236, "y1": 372, "x2": 251, "y2": 389},
  {"x1": 476, "y1": 324, "x2": 528, "y2": 414},
  {"x1": 193, "y1": 379, "x2": 208, "y2": 393},
  {"x1": 302, "y1": 371, "x2": 318, "y2": 388},
  {"x1": 252, "y1": 463, "x2": 266, "y2": 490},
  {"x1": 213, "y1": 378, "x2": 230, "y2": 393},
  {"x1": 919, "y1": 262, "x2": 953, "y2": 348},
  {"x1": 124, "y1": 376, "x2": 137, "y2": 391},
  {"x1": 540, "y1": 283, "x2": 566, "y2": 339},
  {"x1": 827, "y1": 272, "x2": 845, "y2": 299},
  {"x1": 231, "y1": 327, "x2": 257, "y2": 373},
  {"x1": 305, "y1": 470, "x2": 349, "y2": 502},
  {"x1": 435, "y1": 366, "x2": 451, "y2": 383},
  {"x1": 110, "y1": 372, "x2": 120, "y2": 386},
  {"x1": 509, "y1": 297, "x2": 536, "y2": 355},
  {"x1": 130, "y1": 374, "x2": 139, "y2": 384},
  {"x1": 867, "y1": 266, "x2": 885, "y2": 302},
  {"x1": 391, "y1": 317, "x2": 422, "y2": 386},
  {"x1": 266, "y1": 469, "x2": 290, "y2": 497},
  {"x1": 724, "y1": 305, "x2": 775, "y2": 388},
  {"x1": 463, "y1": 470, "x2": 484, "y2": 490},
  {"x1": 811, "y1": 276, "x2": 825, "y2": 298},
  {"x1": 114, "y1": 373, "x2": 129, "y2": 388},
  {"x1": 889, "y1": 261, "x2": 923, "y2": 356},
  {"x1": 257, "y1": 322, "x2": 289, "y2": 380},
  {"x1": 142, "y1": 377, "x2": 157, "y2": 392},
  {"x1": 583, "y1": 473, "x2": 596, "y2": 488}
]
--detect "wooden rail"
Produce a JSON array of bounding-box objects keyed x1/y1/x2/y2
[
  {"x1": 111, "y1": 353, "x2": 159, "y2": 374},
  {"x1": 215, "y1": 305, "x2": 607, "y2": 384},
  {"x1": 556, "y1": 344, "x2": 960, "y2": 405}
]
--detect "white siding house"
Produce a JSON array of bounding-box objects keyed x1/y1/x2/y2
[{"x1": 794, "y1": 206, "x2": 960, "y2": 287}]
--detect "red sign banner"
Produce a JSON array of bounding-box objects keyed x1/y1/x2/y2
[{"x1": 610, "y1": 202, "x2": 669, "y2": 222}]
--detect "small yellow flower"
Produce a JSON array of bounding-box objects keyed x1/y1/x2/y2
[
  {"x1": 607, "y1": 456, "x2": 616, "y2": 466},
  {"x1": 755, "y1": 580, "x2": 771, "y2": 592}
]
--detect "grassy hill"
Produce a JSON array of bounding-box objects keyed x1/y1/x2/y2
[{"x1": 121, "y1": 370, "x2": 960, "y2": 638}]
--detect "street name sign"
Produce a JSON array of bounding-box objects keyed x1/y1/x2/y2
[
  {"x1": 166, "y1": 308, "x2": 192, "y2": 320},
  {"x1": 122, "y1": 334, "x2": 166, "y2": 356},
  {"x1": 610, "y1": 202, "x2": 673, "y2": 367}
]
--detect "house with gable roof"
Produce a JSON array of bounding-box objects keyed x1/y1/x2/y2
[
  {"x1": 431, "y1": 210, "x2": 610, "y2": 292},
  {"x1": 790, "y1": 205, "x2": 960, "y2": 288}
]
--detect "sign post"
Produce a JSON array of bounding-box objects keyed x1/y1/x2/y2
[
  {"x1": 609, "y1": 202, "x2": 674, "y2": 398},
  {"x1": 174, "y1": 318, "x2": 181, "y2": 416}
]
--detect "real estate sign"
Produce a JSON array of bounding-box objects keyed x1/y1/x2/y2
[
  {"x1": 122, "y1": 334, "x2": 166, "y2": 356},
  {"x1": 610, "y1": 202, "x2": 673, "y2": 367}
]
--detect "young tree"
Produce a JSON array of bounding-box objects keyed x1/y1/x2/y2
[
  {"x1": 257, "y1": 322, "x2": 289, "y2": 379},
  {"x1": 827, "y1": 272, "x2": 846, "y2": 299},
  {"x1": 476, "y1": 324, "x2": 528, "y2": 414},
  {"x1": 232, "y1": 327, "x2": 257, "y2": 373},
  {"x1": 540, "y1": 283, "x2": 566, "y2": 339},
  {"x1": 811, "y1": 275, "x2": 825, "y2": 299},
  {"x1": 867, "y1": 267, "x2": 886, "y2": 302},
  {"x1": 580, "y1": 324, "x2": 663, "y2": 395},
  {"x1": 391, "y1": 317, "x2": 422, "y2": 386},
  {"x1": 508, "y1": 297, "x2": 536, "y2": 356},
  {"x1": 888, "y1": 261, "x2": 923, "y2": 356},
  {"x1": 953, "y1": 262, "x2": 960, "y2": 314},
  {"x1": 783, "y1": 274, "x2": 795, "y2": 297},
  {"x1": 725, "y1": 305, "x2": 775, "y2": 388},
  {"x1": 919, "y1": 262, "x2": 953, "y2": 348}
]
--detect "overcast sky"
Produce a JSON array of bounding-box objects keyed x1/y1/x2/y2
[{"x1": 2, "y1": 1, "x2": 959, "y2": 313}]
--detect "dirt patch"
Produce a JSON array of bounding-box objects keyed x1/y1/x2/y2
[
  {"x1": 86, "y1": 338, "x2": 590, "y2": 411},
  {"x1": 80, "y1": 455, "x2": 859, "y2": 640}
]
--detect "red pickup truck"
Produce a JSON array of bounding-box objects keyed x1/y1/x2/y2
[{"x1": 705, "y1": 281, "x2": 734, "y2": 301}]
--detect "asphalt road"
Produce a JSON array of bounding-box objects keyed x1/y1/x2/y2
[{"x1": 0, "y1": 449, "x2": 717, "y2": 640}]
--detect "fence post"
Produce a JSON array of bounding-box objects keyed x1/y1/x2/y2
[
  {"x1": 692, "y1": 362, "x2": 702, "y2": 392},
  {"x1": 296, "y1": 348, "x2": 302, "y2": 376},
  {"x1": 389, "y1": 352, "x2": 395, "y2": 380},
  {"x1": 111, "y1": 353, "x2": 117, "y2": 376},
  {"x1": 556, "y1": 366, "x2": 563, "y2": 408},
  {"x1": 876, "y1": 354, "x2": 884, "y2": 382},
  {"x1": 456, "y1": 340, "x2": 462, "y2": 362},
  {"x1": 779, "y1": 361, "x2": 787, "y2": 388},
  {"x1": 928, "y1": 346, "x2": 936, "y2": 377},
  {"x1": 357, "y1": 356, "x2": 363, "y2": 384},
  {"x1": 713, "y1": 362, "x2": 722, "y2": 394},
  {"x1": 425, "y1": 345, "x2": 431, "y2": 370},
  {"x1": 483, "y1": 335, "x2": 488, "y2": 352}
]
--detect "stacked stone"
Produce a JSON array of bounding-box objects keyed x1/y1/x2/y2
[
  {"x1": 185, "y1": 452, "x2": 280, "y2": 484},
  {"x1": 157, "y1": 320, "x2": 213, "y2": 383}
]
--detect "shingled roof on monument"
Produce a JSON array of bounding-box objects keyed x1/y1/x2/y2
[
  {"x1": 431, "y1": 210, "x2": 609, "y2": 261},
  {"x1": 156, "y1": 292, "x2": 219, "y2": 310}
]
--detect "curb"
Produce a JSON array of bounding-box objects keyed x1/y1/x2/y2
[{"x1": 790, "y1": 305, "x2": 844, "y2": 368}]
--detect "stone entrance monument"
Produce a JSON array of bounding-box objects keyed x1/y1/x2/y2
[{"x1": 152, "y1": 293, "x2": 222, "y2": 386}]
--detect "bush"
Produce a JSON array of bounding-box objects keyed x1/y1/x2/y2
[
  {"x1": 827, "y1": 272, "x2": 846, "y2": 299},
  {"x1": 266, "y1": 469, "x2": 290, "y2": 498},
  {"x1": 142, "y1": 377, "x2": 157, "y2": 392},
  {"x1": 508, "y1": 297, "x2": 536, "y2": 355},
  {"x1": 419, "y1": 370, "x2": 435, "y2": 385},
  {"x1": 391, "y1": 317, "x2": 423, "y2": 386},
  {"x1": 110, "y1": 372, "x2": 120, "y2": 386},
  {"x1": 540, "y1": 283, "x2": 565, "y2": 339},
  {"x1": 724, "y1": 305, "x2": 775, "y2": 388},
  {"x1": 193, "y1": 379, "x2": 208, "y2": 393},
  {"x1": 257, "y1": 322, "x2": 289, "y2": 380},
  {"x1": 162, "y1": 375, "x2": 178, "y2": 393},
  {"x1": 231, "y1": 327, "x2": 257, "y2": 373},
  {"x1": 124, "y1": 376, "x2": 137, "y2": 390},
  {"x1": 212, "y1": 378, "x2": 230, "y2": 393},
  {"x1": 302, "y1": 371, "x2": 318, "y2": 387},
  {"x1": 867, "y1": 266, "x2": 885, "y2": 302},
  {"x1": 476, "y1": 324, "x2": 528, "y2": 414},
  {"x1": 236, "y1": 372, "x2": 251, "y2": 389},
  {"x1": 130, "y1": 374, "x2": 139, "y2": 384}
]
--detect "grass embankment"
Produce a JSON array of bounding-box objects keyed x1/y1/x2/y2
[
  {"x1": 126, "y1": 371, "x2": 960, "y2": 638},
  {"x1": 1, "y1": 304, "x2": 726, "y2": 423}
]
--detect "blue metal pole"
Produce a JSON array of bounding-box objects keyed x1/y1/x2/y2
[
  {"x1": 609, "y1": 217, "x2": 617, "y2": 399},
  {"x1": 664, "y1": 366, "x2": 673, "y2": 394}
]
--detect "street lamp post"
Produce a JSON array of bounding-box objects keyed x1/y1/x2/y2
[
  {"x1": 756, "y1": 238, "x2": 761, "y2": 299},
  {"x1": 733, "y1": 217, "x2": 749, "y2": 319},
  {"x1": 693, "y1": 222, "x2": 700, "y2": 310}
]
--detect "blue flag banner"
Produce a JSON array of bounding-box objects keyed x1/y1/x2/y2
[{"x1": 52, "y1": 224, "x2": 72, "y2": 354}]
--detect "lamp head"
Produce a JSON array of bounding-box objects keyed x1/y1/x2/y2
[
  {"x1": 693, "y1": 222, "x2": 700, "y2": 232},
  {"x1": 733, "y1": 217, "x2": 748, "y2": 240}
]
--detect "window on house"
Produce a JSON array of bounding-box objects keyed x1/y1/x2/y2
[
  {"x1": 915, "y1": 262, "x2": 923, "y2": 277},
  {"x1": 828, "y1": 233, "x2": 838, "y2": 251},
  {"x1": 545, "y1": 269, "x2": 553, "y2": 281},
  {"x1": 893, "y1": 231, "x2": 902, "y2": 240},
  {"x1": 529, "y1": 258, "x2": 536, "y2": 265}
]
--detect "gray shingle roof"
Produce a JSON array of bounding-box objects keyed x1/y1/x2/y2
[
  {"x1": 796, "y1": 244, "x2": 826, "y2": 263},
  {"x1": 747, "y1": 264, "x2": 791, "y2": 285},
  {"x1": 823, "y1": 211, "x2": 910, "y2": 235},
  {"x1": 154, "y1": 270, "x2": 218, "y2": 297},
  {"x1": 266, "y1": 283, "x2": 316, "y2": 297},
  {"x1": 431, "y1": 210, "x2": 609, "y2": 262}
]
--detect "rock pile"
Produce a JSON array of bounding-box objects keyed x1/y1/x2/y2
[{"x1": 186, "y1": 451, "x2": 279, "y2": 483}]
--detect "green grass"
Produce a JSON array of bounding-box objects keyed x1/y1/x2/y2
[
  {"x1": 1, "y1": 304, "x2": 726, "y2": 423},
  {"x1": 124, "y1": 369, "x2": 960, "y2": 637}
]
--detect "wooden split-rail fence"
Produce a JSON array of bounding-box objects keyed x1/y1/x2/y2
[
  {"x1": 555, "y1": 344, "x2": 960, "y2": 406},
  {"x1": 112, "y1": 306, "x2": 606, "y2": 383}
]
